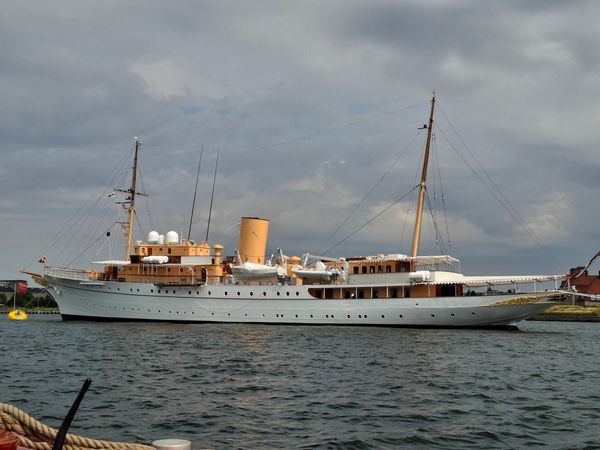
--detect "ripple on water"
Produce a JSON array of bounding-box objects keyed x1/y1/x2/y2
[{"x1": 2, "y1": 319, "x2": 600, "y2": 449}]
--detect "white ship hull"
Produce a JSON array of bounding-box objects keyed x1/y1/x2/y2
[{"x1": 44, "y1": 276, "x2": 556, "y2": 328}]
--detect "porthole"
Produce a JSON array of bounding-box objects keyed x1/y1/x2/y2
[
  {"x1": 295, "y1": 314, "x2": 298, "y2": 318},
  {"x1": 296, "y1": 291, "x2": 299, "y2": 296},
  {"x1": 117, "y1": 288, "x2": 120, "y2": 291},
  {"x1": 169, "y1": 310, "x2": 172, "y2": 313},
  {"x1": 263, "y1": 292, "x2": 267, "y2": 296},
  {"x1": 358, "y1": 315, "x2": 362, "y2": 318},
  {"x1": 381, "y1": 315, "x2": 385, "y2": 318},
  {"x1": 136, "y1": 289, "x2": 139, "y2": 292},
  {"x1": 451, "y1": 313, "x2": 455, "y2": 317},
  {"x1": 326, "y1": 314, "x2": 329, "y2": 318},
  {"x1": 347, "y1": 315, "x2": 350, "y2": 318},
  {"x1": 148, "y1": 309, "x2": 151, "y2": 312},
  {"x1": 158, "y1": 290, "x2": 161, "y2": 293},
  {"x1": 331, "y1": 315, "x2": 335, "y2": 318},
  {"x1": 196, "y1": 291, "x2": 199, "y2": 295},
  {"x1": 225, "y1": 291, "x2": 228, "y2": 296},
  {"x1": 245, "y1": 314, "x2": 248, "y2": 317},
  {"x1": 277, "y1": 292, "x2": 280, "y2": 296},
  {"x1": 189, "y1": 291, "x2": 192, "y2": 295},
  {"x1": 208, "y1": 291, "x2": 211, "y2": 295},
  {"x1": 364, "y1": 315, "x2": 368, "y2": 318},
  {"x1": 286, "y1": 292, "x2": 290, "y2": 296},
  {"x1": 399, "y1": 314, "x2": 403, "y2": 318},
  {"x1": 211, "y1": 313, "x2": 214, "y2": 316},
  {"x1": 151, "y1": 289, "x2": 154, "y2": 293},
  {"x1": 431, "y1": 314, "x2": 435, "y2": 317},
  {"x1": 228, "y1": 313, "x2": 231, "y2": 317},
  {"x1": 250, "y1": 292, "x2": 254, "y2": 296},
  {"x1": 310, "y1": 314, "x2": 313, "y2": 318},
  {"x1": 130, "y1": 288, "x2": 133, "y2": 292},
  {"x1": 237, "y1": 292, "x2": 240, "y2": 296},
  {"x1": 262, "y1": 314, "x2": 265, "y2": 317},
  {"x1": 471, "y1": 312, "x2": 475, "y2": 315},
  {"x1": 172, "y1": 290, "x2": 176, "y2": 294},
  {"x1": 276, "y1": 314, "x2": 279, "y2": 318}
]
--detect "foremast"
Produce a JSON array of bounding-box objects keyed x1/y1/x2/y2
[
  {"x1": 117, "y1": 137, "x2": 142, "y2": 261},
  {"x1": 411, "y1": 92, "x2": 436, "y2": 259}
]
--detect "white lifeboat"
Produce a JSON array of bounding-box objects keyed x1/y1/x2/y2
[
  {"x1": 230, "y1": 262, "x2": 284, "y2": 280},
  {"x1": 292, "y1": 261, "x2": 341, "y2": 281}
]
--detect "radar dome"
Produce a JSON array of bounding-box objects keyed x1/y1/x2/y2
[
  {"x1": 166, "y1": 231, "x2": 179, "y2": 245},
  {"x1": 148, "y1": 231, "x2": 159, "y2": 244}
]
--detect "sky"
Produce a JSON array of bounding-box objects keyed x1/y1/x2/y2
[{"x1": 1, "y1": 0, "x2": 599, "y2": 282}]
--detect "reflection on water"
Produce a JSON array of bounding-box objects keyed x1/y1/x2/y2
[{"x1": 1, "y1": 317, "x2": 599, "y2": 449}]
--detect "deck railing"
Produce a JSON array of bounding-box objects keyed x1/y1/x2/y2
[{"x1": 44, "y1": 266, "x2": 96, "y2": 281}]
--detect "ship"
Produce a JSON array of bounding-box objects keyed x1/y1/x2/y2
[{"x1": 27, "y1": 94, "x2": 564, "y2": 327}]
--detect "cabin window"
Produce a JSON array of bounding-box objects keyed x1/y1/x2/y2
[
  {"x1": 390, "y1": 288, "x2": 398, "y2": 298},
  {"x1": 362, "y1": 266, "x2": 367, "y2": 274},
  {"x1": 373, "y1": 290, "x2": 379, "y2": 299},
  {"x1": 377, "y1": 265, "x2": 382, "y2": 273},
  {"x1": 386, "y1": 265, "x2": 391, "y2": 273},
  {"x1": 358, "y1": 290, "x2": 364, "y2": 299},
  {"x1": 353, "y1": 266, "x2": 359, "y2": 274},
  {"x1": 370, "y1": 266, "x2": 375, "y2": 274}
]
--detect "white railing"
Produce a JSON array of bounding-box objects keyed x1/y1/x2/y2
[{"x1": 44, "y1": 266, "x2": 95, "y2": 282}]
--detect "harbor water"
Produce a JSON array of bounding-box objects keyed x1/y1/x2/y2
[{"x1": 2, "y1": 316, "x2": 599, "y2": 449}]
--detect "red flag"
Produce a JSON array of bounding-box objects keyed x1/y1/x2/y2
[{"x1": 16, "y1": 281, "x2": 27, "y2": 295}]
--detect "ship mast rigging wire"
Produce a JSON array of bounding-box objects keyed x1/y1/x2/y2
[
  {"x1": 435, "y1": 104, "x2": 562, "y2": 269},
  {"x1": 322, "y1": 184, "x2": 420, "y2": 255},
  {"x1": 205, "y1": 146, "x2": 220, "y2": 243}
]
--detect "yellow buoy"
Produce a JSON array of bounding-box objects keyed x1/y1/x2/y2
[{"x1": 8, "y1": 309, "x2": 28, "y2": 321}]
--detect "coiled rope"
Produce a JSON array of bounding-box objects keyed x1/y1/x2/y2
[{"x1": 0, "y1": 403, "x2": 153, "y2": 450}]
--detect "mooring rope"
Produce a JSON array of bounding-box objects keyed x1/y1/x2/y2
[{"x1": 0, "y1": 403, "x2": 153, "y2": 450}]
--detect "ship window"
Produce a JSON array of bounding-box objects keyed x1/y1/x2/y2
[
  {"x1": 310, "y1": 314, "x2": 313, "y2": 318},
  {"x1": 277, "y1": 292, "x2": 280, "y2": 296},
  {"x1": 381, "y1": 315, "x2": 385, "y2": 318},
  {"x1": 189, "y1": 291, "x2": 192, "y2": 295},
  {"x1": 168, "y1": 249, "x2": 172, "y2": 254},
  {"x1": 228, "y1": 313, "x2": 231, "y2": 316},
  {"x1": 296, "y1": 291, "x2": 300, "y2": 296},
  {"x1": 364, "y1": 315, "x2": 367, "y2": 318},
  {"x1": 250, "y1": 292, "x2": 253, "y2": 296},
  {"x1": 295, "y1": 314, "x2": 298, "y2": 318},
  {"x1": 390, "y1": 288, "x2": 398, "y2": 298},
  {"x1": 225, "y1": 291, "x2": 228, "y2": 295},
  {"x1": 263, "y1": 292, "x2": 267, "y2": 296},
  {"x1": 326, "y1": 315, "x2": 329, "y2": 318},
  {"x1": 172, "y1": 290, "x2": 176, "y2": 294},
  {"x1": 167, "y1": 268, "x2": 171, "y2": 272},
  {"x1": 370, "y1": 266, "x2": 375, "y2": 273},
  {"x1": 286, "y1": 292, "x2": 290, "y2": 296},
  {"x1": 399, "y1": 314, "x2": 403, "y2": 318},
  {"x1": 347, "y1": 315, "x2": 350, "y2": 318},
  {"x1": 451, "y1": 313, "x2": 455, "y2": 317},
  {"x1": 158, "y1": 289, "x2": 161, "y2": 293},
  {"x1": 431, "y1": 314, "x2": 435, "y2": 317},
  {"x1": 378, "y1": 265, "x2": 382, "y2": 273},
  {"x1": 237, "y1": 291, "x2": 240, "y2": 296},
  {"x1": 358, "y1": 315, "x2": 362, "y2": 318},
  {"x1": 196, "y1": 291, "x2": 199, "y2": 295},
  {"x1": 208, "y1": 291, "x2": 211, "y2": 295},
  {"x1": 353, "y1": 267, "x2": 359, "y2": 274},
  {"x1": 362, "y1": 266, "x2": 367, "y2": 274}
]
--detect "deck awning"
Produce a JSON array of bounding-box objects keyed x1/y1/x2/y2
[{"x1": 91, "y1": 260, "x2": 131, "y2": 266}]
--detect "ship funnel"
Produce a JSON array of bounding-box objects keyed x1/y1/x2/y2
[{"x1": 238, "y1": 217, "x2": 269, "y2": 264}]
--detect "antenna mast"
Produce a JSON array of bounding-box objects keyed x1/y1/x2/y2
[
  {"x1": 205, "y1": 146, "x2": 220, "y2": 242},
  {"x1": 411, "y1": 92, "x2": 436, "y2": 258},
  {"x1": 187, "y1": 143, "x2": 204, "y2": 241}
]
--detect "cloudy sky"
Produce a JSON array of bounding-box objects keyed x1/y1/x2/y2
[{"x1": 1, "y1": 0, "x2": 598, "y2": 282}]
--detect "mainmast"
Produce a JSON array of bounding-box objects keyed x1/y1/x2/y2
[
  {"x1": 411, "y1": 92, "x2": 436, "y2": 258},
  {"x1": 120, "y1": 138, "x2": 141, "y2": 261}
]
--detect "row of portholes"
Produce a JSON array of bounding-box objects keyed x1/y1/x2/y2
[
  {"x1": 98, "y1": 286, "x2": 303, "y2": 297},
  {"x1": 90, "y1": 304, "x2": 478, "y2": 320}
]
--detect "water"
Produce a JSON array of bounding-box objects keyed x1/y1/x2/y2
[{"x1": 2, "y1": 317, "x2": 599, "y2": 449}]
